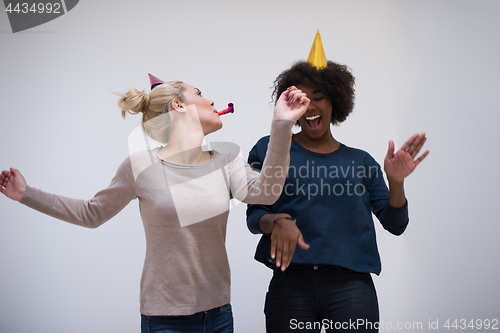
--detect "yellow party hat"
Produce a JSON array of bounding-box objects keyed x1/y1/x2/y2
[{"x1": 307, "y1": 30, "x2": 327, "y2": 69}]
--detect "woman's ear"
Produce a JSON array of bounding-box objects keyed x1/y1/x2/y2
[{"x1": 171, "y1": 99, "x2": 185, "y2": 112}]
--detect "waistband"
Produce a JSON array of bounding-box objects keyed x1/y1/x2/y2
[{"x1": 272, "y1": 263, "x2": 365, "y2": 276}]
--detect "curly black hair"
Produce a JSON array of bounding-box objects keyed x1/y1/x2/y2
[{"x1": 272, "y1": 61, "x2": 355, "y2": 125}]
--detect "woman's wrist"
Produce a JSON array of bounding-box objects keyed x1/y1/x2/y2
[
  {"x1": 258, "y1": 213, "x2": 294, "y2": 234},
  {"x1": 274, "y1": 216, "x2": 295, "y2": 227},
  {"x1": 387, "y1": 178, "x2": 406, "y2": 208}
]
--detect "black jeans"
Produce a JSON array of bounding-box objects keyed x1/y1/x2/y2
[{"x1": 264, "y1": 264, "x2": 379, "y2": 332}]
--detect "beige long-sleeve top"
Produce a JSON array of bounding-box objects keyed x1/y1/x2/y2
[{"x1": 20, "y1": 118, "x2": 294, "y2": 316}]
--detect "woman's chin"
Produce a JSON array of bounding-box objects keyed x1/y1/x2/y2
[
  {"x1": 204, "y1": 123, "x2": 223, "y2": 135},
  {"x1": 302, "y1": 125, "x2": 327, "y2": 139}
]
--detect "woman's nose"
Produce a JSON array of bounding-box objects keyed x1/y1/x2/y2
[{"x1": 306, "y1": 101, "x2": 316, "y2": 113}]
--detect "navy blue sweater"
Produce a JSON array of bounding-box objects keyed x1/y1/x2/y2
[{"x1": 246, "y1": 137, "x2": 409, "y2": 275}]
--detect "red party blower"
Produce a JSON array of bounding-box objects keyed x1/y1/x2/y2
[{"x1": 218, "y1": 103, "x2": 234, "y2": 116}]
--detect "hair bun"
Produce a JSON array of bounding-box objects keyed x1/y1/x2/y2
[{"x1": 117, "y1": 88, "x2": 151, "y2": 119}]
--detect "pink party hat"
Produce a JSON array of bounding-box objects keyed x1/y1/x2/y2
[{"x1": 148, "y1": 73, "x2": 165, "y2": 89}]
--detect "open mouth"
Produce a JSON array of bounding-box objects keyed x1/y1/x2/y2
[{"x1": 305, "y1": 115, "x2": 321, "y2": 130}]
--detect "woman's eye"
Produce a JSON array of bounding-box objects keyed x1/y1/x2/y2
[{"x1": 314, "y1": 97, "x2": 324, "y2": 101}]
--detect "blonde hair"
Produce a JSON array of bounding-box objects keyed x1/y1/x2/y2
[{"x1": 117, "y1": 81, "x2": 185, "y2": 143}]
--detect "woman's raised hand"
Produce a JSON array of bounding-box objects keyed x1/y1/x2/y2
[
  {"x1": 384, "y1": 133, "x2": 429, "y2": 183},
  {"x1": 274, "y1": 86, "x2": 310, "y2": 121},
  {"x1": 0, "y1": 168, "x2": 27, "y2": 202}
]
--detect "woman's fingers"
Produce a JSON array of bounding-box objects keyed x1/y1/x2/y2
[
  {"x1": 385, "y1": 140, "x2": 395, "y2": 160},
  {"x1": 297, "y1": 233, "x2": 310, "y2": 250},
  {"x1": 399, "y1": 133, "x2": 419, "y2": 153},
  {"x1": 287, "y1": 90, "x2": 307, "y2": 104},
  {"x1": 270, "y1": 231, "x2": 277, "y2": 260},
  {"x1": 0, "y1": 170, "x2": 12, "y2": 188},
  {"x1": 0, "y1": 168, "x2": 27, "y2": 201},
  {"x1": 414, "y1": 150, "x2": 430, "y2": 167},
  {"x1": 392, "y1": 133, "x2": 428, "y2": 162},
  {"x1": 275, "y1": 87, "x2": 309, "y2": 121},
  {"x1": 275, "y1": 235, "x2": 283, "y2": 268},
  {"x1": 409, "y1": 134, "x2": 427, "y2": 158},
  {"x1": 271, "y1": 219, "x2": 311, "y2": 271},
  {"x1": 280, "y1": 241, "x2": 291, "y2": 270}
]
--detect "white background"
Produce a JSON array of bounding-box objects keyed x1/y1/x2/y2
[{"x1": 1, "y1": 1, "x2": 499, "y2": 332}]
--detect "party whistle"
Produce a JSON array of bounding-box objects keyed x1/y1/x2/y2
[{"x1": 218, "y1": 103, "x2": 234, "y2": 116}]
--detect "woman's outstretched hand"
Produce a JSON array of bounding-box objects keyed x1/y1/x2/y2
[
  {"x1": 0, "y1": 168, "x2": 27, "y2": 202},
  {"x1": 384, "y1": 133, "x2": 430, "y2": 183},
  {"x1": 274, "y1": 86, "x2": 310, "y2": 121},
  {"x1": 271, "y1": 217, "x2": 310, "y2": 271}
]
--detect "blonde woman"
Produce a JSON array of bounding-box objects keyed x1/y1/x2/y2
[{"x1": 0, "y1": 76, "x2": 309, "y2": 333}]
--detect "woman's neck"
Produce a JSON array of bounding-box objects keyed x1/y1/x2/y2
[
  {"x1": 157, "y1": 126, "x2": 211, "y2": 165},
  {"x1": 293, "y1": 131, "x2": 340, "y2": 154}
]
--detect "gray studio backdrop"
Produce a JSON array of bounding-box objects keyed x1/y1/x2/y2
[{"x1": 1, "y1": 0, "x2": 499, "y2": 332}]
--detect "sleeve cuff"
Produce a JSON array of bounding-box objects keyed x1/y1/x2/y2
[
  {"x1": 19, "y1": 185, "x2": 37, "y2": 206},
  {"x1": 270, "y1": 117, "x2": 295, "y2": 139},
  {"x1": 247, "y1": 210, "x2": 269, "y2": 235},
  {"x1": 387, "y1": 199, "x2": 408, "y2": 212},
  {"x1": 382, "y1": 200, "x2": 409, "y2": 235}
]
